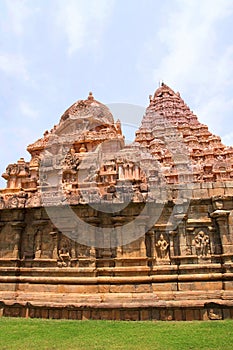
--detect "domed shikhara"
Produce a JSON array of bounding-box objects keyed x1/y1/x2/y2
[
  {"x1": 25, "y1": 92, "x2": 122, "y2": 155},
  {"x1": 60, "y1": 92, "x2": 114, "y2": 125},
  {"x1": 54, "y1": 92, "x2": 116, "y2": 139},
  {"x1": 1, "y1": 92, "x2": 128, "y2": 198}
]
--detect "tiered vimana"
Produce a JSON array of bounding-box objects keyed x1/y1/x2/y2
[{"x1": 0, "y1": 84, "x2": 233, "y2": 321}]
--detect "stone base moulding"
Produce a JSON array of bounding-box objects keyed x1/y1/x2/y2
[{"x1": 0, "y1": 301, "x2": 232, "y2": 321}]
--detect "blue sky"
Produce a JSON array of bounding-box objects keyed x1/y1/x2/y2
[{"x1": 1, "y1": 0, "x2": 233, "y2": 187}]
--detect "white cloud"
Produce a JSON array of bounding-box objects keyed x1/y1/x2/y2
[
  {"x1": 152, "y1": 0, "x2": 233, "y2": 89},
  {"x1": 197, "y1": 94, "x2": 233, "y2": 132},
  {"x1": 3, "y1": 0, "x2": 37, "y2": 36},
  {"x1": 56, "y1": 0, "x2": 115, "y2": 55},
  {"x1": 19, "y1": 101, "x2": 39, "y2": 119},
  {"x1": 0, "y1": 53, "x2": 29, "y2": 80},
  {"x1": 222, "y1": 131, "x2": 233, "y2": 146},
  {"x1": 137, "y1": 0, "x2": 233, "y2": 140}
]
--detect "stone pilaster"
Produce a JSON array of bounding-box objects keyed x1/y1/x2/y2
[
  {"x1": 174, "y1": 214, "x2": 187, "y2": 256},
  {"x1": 70, "y1": 240, "x2": 76, "y2": 259},
  {"x1": 210, "y1": 209, "x2": 232, "y2": 255},
  {"x1": 136, "y1": 222, "x2": 147, "y2": 258},
  {"x1": 118, "y1": 164, "x2": 124, "y2": 180},
  {"x1": 32, "y1": 220, "x2": 47, "y2": 259},
  {"x1": 49, "y1": 231, "x2": 59, "y2": 259},
  {"x1": 114, "y1": 225, "x2": 122, "y2": 257},
  {"x1": 147, "y1": 230, "x2": 155, "y2": 258},
  {"x1": 11, "y1": 222, "x2": 25, "y2": 259},
  {"x1": 169, "y1": 230, "x2": 177, "y2": 258}
]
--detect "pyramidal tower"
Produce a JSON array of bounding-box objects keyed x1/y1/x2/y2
[
  {"x1": 136, "y1": 83, "x2": 233, "y2": 183},
  {"x1": 0, "y1": 85, "x2": 233, "y2": 321}
]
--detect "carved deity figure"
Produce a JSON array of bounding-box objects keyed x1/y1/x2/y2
[
  {"x1": 156, "y1": 234, "x2": 169, "y2": 259},
  {"x1": 58, "y1": 240, "x2": 71, "y2": 267},
  {"x1": 194, "y1": 230, "x2": 210, "y2": 257}
]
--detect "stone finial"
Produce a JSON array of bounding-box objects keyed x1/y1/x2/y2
[
  {"x1": 114, "y1": 119, "x2": 122, "y2": 135},
  {"x1": 88, "y1": 91, "x2": 94, "y2": 101},
  {"x1": 18, "y1": 158, "x2": 25, "y2": 164}
]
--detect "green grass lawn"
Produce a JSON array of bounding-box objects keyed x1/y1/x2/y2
[{"x1": 0, "y1": 317, "x2": 233, "y2": 350}]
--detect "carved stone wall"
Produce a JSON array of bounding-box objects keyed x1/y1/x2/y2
[{"x1": 0, "y1": 192, "x2": 233, "y2": 320}]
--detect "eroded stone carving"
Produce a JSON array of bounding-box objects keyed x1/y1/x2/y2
[
  {"x1": 156, "y1": 233, "x2": 169, "y2": 260},
  {"x1": 194, "y1": 230, "x2": 210, "y2": 257},
  {"x1": 58, "y1": 240, "x2": 71, "y2": 267}
]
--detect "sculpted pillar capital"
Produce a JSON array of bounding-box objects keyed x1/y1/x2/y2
[{"x1": 210, "y1": 210, "x2": 230, "y2": 219}]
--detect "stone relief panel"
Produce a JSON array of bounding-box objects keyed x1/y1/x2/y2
[
  {"x1": 20, "y1": 223, "x2": 50, "y2": 260},
  {"x1": 0, "y1": 223, "x2": 22, "y2": 258},
  {"x1": 193, "y1": 230, "x2": 210, "y2": 257},
  {"x1": 155, "y1": 232, "x2": 170, "y2": 262},
  {"x1": 185, "y1": 227, "x2": 212, "y2": 257},
  {"x1": 58, "y1": 236, "x2": 71, "y2": 267}
]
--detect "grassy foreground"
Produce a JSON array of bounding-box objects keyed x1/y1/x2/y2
[{"x1": 0, "y1": 318, "x2": 233, "y2": 350}]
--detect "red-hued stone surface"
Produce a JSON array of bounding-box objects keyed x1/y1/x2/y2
[{"x1": 0, "y1": 85, "x2": 233, "y2": 320}]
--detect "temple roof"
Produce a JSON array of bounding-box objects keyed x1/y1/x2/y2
[
  {"x1": 2, "y1": 84, "x2": 233, "y2": 202},
  {"x1": 26, "y1": 92, "x2": 117, "y2": 154},
  {"x1": 135, "y1": 83, "x2": 233, "y2": 183},
  {"x1": 60, "y1": 92, "x2": 114, "y2": 125},
  {"x1": 152, "y1": 82, "x2": 178, "y2": 99}
]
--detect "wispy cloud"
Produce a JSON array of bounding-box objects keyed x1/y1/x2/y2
[
  {"x1": 19, "y1": 101, "x2": 39, "y2": 119},
  {"x1": 0, "y1": 53, "x2": 29, "y2": 80},
  {"x1": 152, "y1": 0, "x2": 233, "y2": 89},
  {"x1": 3, "y1": 0, "x2": 38, "y2": 36},
  {"x1": 56, "y1": 0, "x2": 115, "y2": 55},
  {"x1": 137, "y1": 0, "x2": 233, "y2": 135},
  {"x1": 222, "y1": 131, "x2": 233, "y2": 146}
]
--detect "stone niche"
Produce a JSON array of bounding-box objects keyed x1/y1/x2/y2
[{"x1": 1, "y1": 86, "x2": 233, "y2": 321}]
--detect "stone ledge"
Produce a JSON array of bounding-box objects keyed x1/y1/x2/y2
[{"x1": 1, "y1": 299, "x2": 233, "y2": 321}]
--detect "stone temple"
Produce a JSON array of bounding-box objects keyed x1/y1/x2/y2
[{"x1": 1, "y1": 83, "x2": 233, "y2": 321}]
